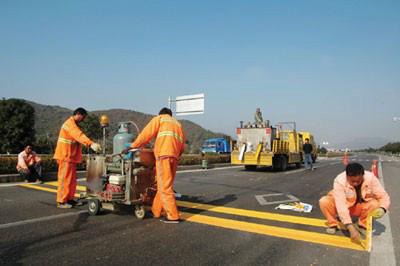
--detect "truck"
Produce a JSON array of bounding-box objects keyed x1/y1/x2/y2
[
  {"x1": 299, "y1": 131, "x2": 317, "y2": 163},
  {"x1": 230, "y1": 118, "x2": 303, "y2": 171},
  {"x1": 202, "y1": 138, "x2": 231, "y2": 154}
]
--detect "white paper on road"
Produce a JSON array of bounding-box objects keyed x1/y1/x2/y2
[{"x1": 275, "y1": 202, "x2": 313, "y2": 213}]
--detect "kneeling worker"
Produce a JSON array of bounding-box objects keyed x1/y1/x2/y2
[
  {"x1": 54, "y1": 108, "x2": 102, "y2": 209},
  {"x1": 122, "y1": 107, "x2": 185, "y2": 223},
  {"x1": 319, "y1": 163, "x2": 390, "y2": 243}
]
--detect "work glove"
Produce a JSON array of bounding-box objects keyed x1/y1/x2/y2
[
  {"x1": 121, "y1": 147, "x2": 131, "y2": 154},
  {"x1": 90, "y1": 143, "x2": 102, "y2": 153},
  {"x1": 371, "y1": 207, "x2": 386, "y2": 219},
  {"x1": 347, "y1": 224, "x2": 361, "y2": 244}
]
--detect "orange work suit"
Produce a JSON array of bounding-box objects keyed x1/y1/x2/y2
[
  {"x1": 319, "y1": 171, "x2": 390, "y2": 228},
  {"x1": 54, "y1": 117, "x2": 93, "y2": 203},
  {"x1": 131, "y1": 114, "x2": 185, "y2": 220}
]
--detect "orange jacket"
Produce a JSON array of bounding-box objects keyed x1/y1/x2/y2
[
  {"x1": 16, "y1": 151, "x2": 41, "y2": 171},
  {"x1": 131, "y1": 114, "x2": 185, "y2": 159},
  {"x1": 53, "y1": 116, "x2": 93, "y2": 163},
  {"x1": 329, "y1": 171, "x2": 390, "y2": 225}
]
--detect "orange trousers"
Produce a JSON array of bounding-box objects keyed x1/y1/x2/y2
[
  {"x1": 56, "y1": 160, "x2": 77, "y2": 204},
  {"x1": 152, "y1": 157, "x2": 179, "y2": 220},
  {"x1": 319, "y1": 195, "x2": 379, "y2": 228}
]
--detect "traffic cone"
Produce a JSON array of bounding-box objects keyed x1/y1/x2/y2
[
  {"x1": 342, "y1": 152, "x2": 349, "y2": 166},
  {"x1": 371, "y1": 160, "x2": 379, "y2": 178}
]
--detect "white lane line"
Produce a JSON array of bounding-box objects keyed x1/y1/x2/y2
[
  {"x1": 0, "y1": 210, "x2": 88, "y2": 230},
  {"x1": 284, "y1": 168, "x2": 306, "y2": 175},
  {"x1": 177, "y1": 166, "x2": 243, "y2": 174},
  {"x1": 370, "y1": 159, "x2": 396, "y2": 266},
  {"x1": 2, "y1": 166, "x2": 243, "y2": 187}
]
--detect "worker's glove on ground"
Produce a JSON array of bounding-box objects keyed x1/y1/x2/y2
[
  {"x1": 90, "y1": 143, "x2": 102, "y2": 153},
  {"x1": 371, "y1": 207, "x2": 386, "y2": 219}
]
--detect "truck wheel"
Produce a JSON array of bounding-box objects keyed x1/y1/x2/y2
[
  {"x1": 88, "y1": 199, "x2": 101, "y2": 216},
  {"x1": 134, "y1": 205, "x2": 146, "y2": 219},
  {"x1": 244, "y1": 165, "x2": 257, "y2": 171},
  {"x1": 272, "y1": 156, "x2": 281, "y2": 171},
  {"x1": 281, "y1": 156, "x2": 288, "y2": 171},
  {"x1": 312, "y1": 156, "x2": 316, "y2": 163},
  {"x1": 295, "y1": 162, "x2": 301, "y2": 168}
]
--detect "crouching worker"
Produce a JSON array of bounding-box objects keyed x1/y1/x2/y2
[
  {"x1": 122, "y1": 107, "x2": 185, "y2": 223},
  {"x1": 17, "y1": 145, "x2": 43, "y2": 183},
  {"x1": 319, "y1": 162, "x2": 390, "y2": 244},
  {"x1": 54, "y1": 108, "x2": 102, "y2": 209}
]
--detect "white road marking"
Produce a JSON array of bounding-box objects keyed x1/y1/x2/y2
[
  {"x1": 0, "y1": 210, "x2": 88, "y2": 230},
  {"x1": 177, "y1": 166, "x2": 243, "y2": 174},
  {"x1": 255, "y1": 193, "x2": 299, "y2": 206},
  {"x1": 369, "y1": 158, "x2": 396, "y2": 266},
  {"x1": 284, "y1": 168, "x2": 306, "y2": 175}
]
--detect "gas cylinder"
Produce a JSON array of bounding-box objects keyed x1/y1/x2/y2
[{"x1": 113, "y1": 122, "x2": 134, "y2": 155}]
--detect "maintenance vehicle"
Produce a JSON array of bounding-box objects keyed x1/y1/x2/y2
[{"x1": 231, "y1": 114, "x2": 303, "y2": 171}]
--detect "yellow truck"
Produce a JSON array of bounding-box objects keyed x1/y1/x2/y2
[
  {"x1": 231, "y1": 120, "x2": 303, "y2": 171},
  {"x1": 299, "y1": 131, "x2": 318, "y2": 163}
]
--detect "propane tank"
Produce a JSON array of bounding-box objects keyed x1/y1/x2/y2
[{"x1": 113, "y1": 122, "x2": 134, "y2": 155}]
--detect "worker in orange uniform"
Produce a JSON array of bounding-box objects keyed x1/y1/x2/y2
[
  {"x1": 54, "y1": 108, "x2": 102, "y2": 209},
  {"x1": 122, "y1": 107, "x2": 185, "y2": 223},
  {"x1": 319, "y1": 163, "x2": 390, "y2": 244}
]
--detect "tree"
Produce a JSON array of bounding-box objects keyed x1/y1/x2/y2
[
  {"x1": 0, "y1": 99, "x2": 35, "y2": 153},
  {"x1": 79, "y1": 113, "x2": 102, "y2": 142}
]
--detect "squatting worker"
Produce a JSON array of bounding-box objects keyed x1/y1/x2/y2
[
  {"x1": 122, "y1": 107, "x2": 185, "y2": 223},
  {"x1": 54, "y1": 108, "x2": 102, "y2": 209},
  {"x1": 17, "y1": 144, "x2": 44, "y2": 183},
  {"x1": 319, "y1": 163, "x2": 390, "y2": 244}
]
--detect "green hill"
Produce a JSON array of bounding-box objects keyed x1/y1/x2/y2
[{"x1": 28, "y1": 101, "x2": 230, "y2": 154}]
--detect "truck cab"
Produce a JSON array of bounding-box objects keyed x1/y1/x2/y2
[{"x1": 202, "y1": 138, "x2": 231, "y2": 154}]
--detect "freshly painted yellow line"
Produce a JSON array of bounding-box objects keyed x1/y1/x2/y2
[
  {"x1": 19, "y1": 183, "x2": 370, "y2": 251},
  {"x1": 176, "y1": 200, "x2": 327, "y2": 228},
  {"x1": 19, "y1": 183, "x2": 81, "y2": 198},
  {"x1": 180, "y1": 212, "x2": 366, "y2": 251},
  {"x1": 44, "y1": 181, "x2": 86, "y2": 192}
]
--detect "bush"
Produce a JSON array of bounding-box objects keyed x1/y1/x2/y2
[
  {"x1": 0, "y1": 154, "x2": 231, "y2": 174},
  {"x1": 0, "y1": 155, "x2": 87, "y2": 175}
]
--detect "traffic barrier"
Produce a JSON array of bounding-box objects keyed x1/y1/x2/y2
[
  {"x1": 371, "y1": 160, "x2": 379, "y2": 178},
  {"x1": 342, "y1": 152, "x2": 349, "y2": 166}
]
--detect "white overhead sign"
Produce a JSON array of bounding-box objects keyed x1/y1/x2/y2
[{"x1": 174, "y1": 93, "x2": 204, "y2": 116}]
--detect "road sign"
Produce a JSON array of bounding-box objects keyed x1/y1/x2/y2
[{"x1": 170, "y1": 93, "x2": 205, "y2": 116}]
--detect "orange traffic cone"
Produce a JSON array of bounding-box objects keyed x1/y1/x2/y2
[
  {"x1": 371, "y1": 160, "x2": 379, "y2": 178},
  {"x1": 342, "y1": 152, "x2": 349, "y2": 166}
]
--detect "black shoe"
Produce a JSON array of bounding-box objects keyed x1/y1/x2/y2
[
  {"x1": 160, "y1": 217, "x2": 180, "y2": 224},
  {"x1": 68, "y1": 199, "x2": 83, "y2": 206}
]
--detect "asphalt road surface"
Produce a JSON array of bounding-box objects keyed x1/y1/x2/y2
[{"x1": 1, "y1": 153, "x2": 398, "y2": 266}]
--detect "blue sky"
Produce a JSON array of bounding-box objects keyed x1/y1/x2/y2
[{"x1": 1, "y1": 1, "x2": 399, "y2": 147}]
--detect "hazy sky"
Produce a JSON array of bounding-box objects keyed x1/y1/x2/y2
[{"x1": 1, "y1": 1, "x2": 399, "y2": 147}]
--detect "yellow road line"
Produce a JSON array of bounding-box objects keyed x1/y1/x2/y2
[
  {"x1": 45, "y1": 181, "x2": 86, "y2": 192},
  {"x1": 19, "y1": 183, "x2": 80, "y2": 198},
  {"x1": 177, "y1": 200, "x2": 327, "y2": 228},
  {"x1": 19, "y1": 183, "x2": 370, "y2": 251},
  {"x1": 180, "y1": 212, "x2": 365, "y2": 251}
]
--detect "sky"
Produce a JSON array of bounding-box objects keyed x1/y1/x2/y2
[{"x1": 1, "y1": 1, "x2": 399, "y2": 148}]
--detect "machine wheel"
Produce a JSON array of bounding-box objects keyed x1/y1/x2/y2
[
  {"x1": 295, "y1": 162, "x2": 301, "y2": 169},
  {"x1": 88, "y1": 199, "x2": 101, "y2": 216},
  {"x1": 134, "y1": 205, "x2": 146, "y2": 219},
  {"x1": 244, "y1": 165, "x2": 257, "y2": 171}
]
